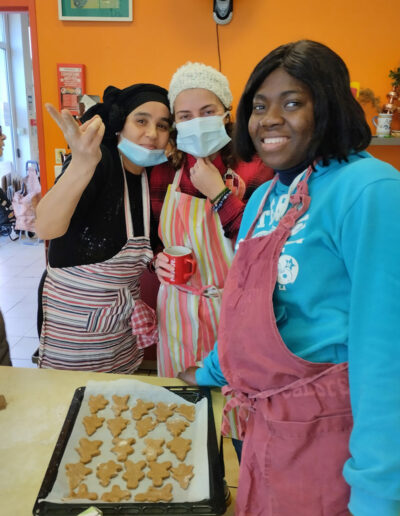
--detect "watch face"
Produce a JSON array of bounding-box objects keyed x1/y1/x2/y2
[{"x1": 73, "y1": 0, "x2": 88, "y2": 7}]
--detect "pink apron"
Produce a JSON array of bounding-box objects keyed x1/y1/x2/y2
[{"x1": 219, "y1": 169, "x2": 353, "y2": 515}]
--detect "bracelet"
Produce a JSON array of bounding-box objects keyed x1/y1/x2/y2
[
  {"x1": 212, "y1": 190, "x2": 232, "y2": 212},
  {"x1": 211, "y1": 187, "x2": 230, "y2": 204}
]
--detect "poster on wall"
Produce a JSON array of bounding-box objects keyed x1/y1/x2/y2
[
  {"x1": 57, "y1": 63, "x2": 86, "y2": 116},
  {"x1": 58, "y1": 0, "x2": 132, "y2": 22}
]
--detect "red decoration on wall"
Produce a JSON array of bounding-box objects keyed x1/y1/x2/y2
[{"x1": 57, "y1": 63, "x2": 86, "y2": 116}]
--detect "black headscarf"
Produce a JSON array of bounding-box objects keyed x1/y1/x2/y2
[{"x1": 80, "y1": 83, "x2": 170, "y2": 146}]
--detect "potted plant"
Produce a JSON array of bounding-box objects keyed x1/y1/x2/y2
[{"x1": 389, "y1": 66, "x2": 400, "y2": 93}]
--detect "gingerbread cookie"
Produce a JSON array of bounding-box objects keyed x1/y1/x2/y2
[
  {"x1": 111, "y1": 394, "x2": 130, "y2": 416},
  {"x1": 82, "y1": 414, "x2": 104, "y2": 436},
  {"x1": 96, "y1": 460, "x2": 122, "y2": 487},
  {"x1": 75, "y1": 438, "x2": 102, "y2": 464},
  {"x1": 122, "y1": 460, "x2": 146, "y2": 489},
  {"x1": 88, "y1": 394, "x2": 109, "y2": 414},
  {"x1": 101, "y1": 485, "x2": 131, "y2": 502},
  {"x1": 64, "y1": 483, "x2": 98, "y2": 500},
  {"x1": 136, "y1": 415, "x2": 157, "y2": 437},
  {"x1": 167, "y1": 436, "x2": 192, "y2": 461},
  {"x1": 65, "y1": 462, "x2": 92, "y2": 491},
  {"x1": 154, "y1": 402, "x2": 177, "y2": 422},
  {"x1": 147, "y1": 461, "x2": 172, "y2": 487},
  {"x1": 131, "y1": 399, "x2": 155, "y2": 420},
  {"x1": 142, "y1": 438, "x2": 165, "y2": 461},
  {"x1": 106, "y1": 416, "x2": 129, "y2": 437},
  {"x1": 135, "y1": 483, "x2": 173, "y2": 502},
  {"x1": 171, "y1": 463, "x2": 194, "y2": 489},
  {"x1": 111, "y1": 437, "x2": 135, "y2": 461},
  {"x1": 166, "y1": 418, "x2": 190, "y2": 437},
  {"x1": 175, "y1": 403, "x2": 196, "y2": 422}
]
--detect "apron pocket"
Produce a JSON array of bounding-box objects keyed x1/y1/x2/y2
[
  {"x1": 86, "y1": 288, "x2": 134, "y2": 334},
  {"x1": 265, "y1": 414, "x2": 352, "y2": 516}
]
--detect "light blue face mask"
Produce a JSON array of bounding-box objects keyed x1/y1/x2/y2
[
  {"x1": 117, "y1": 136, "x2": 168, "y2": 167},
  {"x1": 176, "y1": 113, "x2": 231, "y2": 158}
]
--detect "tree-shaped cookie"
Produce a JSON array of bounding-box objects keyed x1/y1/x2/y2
[
  {"x1": 175, "y1": 403, "x2": 195, "y2": 422},
  {"x1": 82, "y1": 414, "x2": 104, "y2": 436},
  {"x1": 166, "y1": 418, "x2": 190, "y2": 437},
  {"x1": 106, "y1": 416, "x2": 129, "y2": 437},
  {"x1": 122, "y1": 460, "x2": 146, "y2": 489},
  {"x1": 167, "y1": 437, "x2": 192, "y2": 461},
  {"x1": 96, "y1": 460, "x2": 122, "y2": 487},
  {"x1": 111, "y1": 394, "x2": 130, "y2": 416},
  {"x1": 142, "y1": 438, "x2": 165, "y2": 461},
  {"x1": 75, "y1": 438, "x2": 102, "y2": 464},
  {"x1": 131, "y1": 399, "x2": 155, "y2": 420},
  {"x1": 135, "y1": 484, "x2": 173, "y2": 502},
  {"x1": 171, "y1": 463, "x2": 194, "y2": 489},
  {"x1": 136, "y1": 415, "x2": 157, "y2": 437},
  {"x1": 111, "y1": 437, "x2": 135, "y2": 461},
  {"x1": 65, "y1": 462, "x2": 92, "y2": 491},
  {"x1": 88, "y1": 394, "x2": 109, "y2": 414}
]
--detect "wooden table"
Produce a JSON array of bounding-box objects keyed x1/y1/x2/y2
[{"x1": 0, "y1": 366, "x2": 224, "y2": 515}]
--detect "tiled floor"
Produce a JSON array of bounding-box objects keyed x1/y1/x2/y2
[
  {"x1": 0, "y1": 232, "x2": 45, "y2": 367},
  {"x1": 0, "y1": 232, "x2": 239, "y2": 512}
]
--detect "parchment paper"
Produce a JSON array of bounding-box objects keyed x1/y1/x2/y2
[{"x1": 41, "y1": 378, "x2": 210, "y2": 504}]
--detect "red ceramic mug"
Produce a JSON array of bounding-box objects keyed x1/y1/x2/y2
[{"x1": 163, "y1": 246, "x2": 197, "y2": 285}]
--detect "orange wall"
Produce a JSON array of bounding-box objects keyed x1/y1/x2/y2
[{"x1": 3, "y1": 0, "x2": 400, "y2": 187}]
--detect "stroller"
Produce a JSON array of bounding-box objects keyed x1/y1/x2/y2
[
  {"x1": 0, "y1": 186, "x2": 17, "y2": 240},
  {"x1": 12, "y1": 160, "x2": 42, "y2": 242}
]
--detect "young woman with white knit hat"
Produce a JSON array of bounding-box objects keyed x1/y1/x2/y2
[{"x1": 150, "y1": 63, "x2": 273, "y2": 384}]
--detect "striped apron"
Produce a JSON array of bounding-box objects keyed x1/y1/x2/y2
[{"x1": 38, "y1": 168, "x2": 153, "y2": 373}]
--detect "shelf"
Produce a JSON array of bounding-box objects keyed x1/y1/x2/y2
[{"x1": 369, "y1": 136, "x2": 400, "y2": 146}]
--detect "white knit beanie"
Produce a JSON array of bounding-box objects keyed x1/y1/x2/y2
[{"x1": 168, "y1": 62, "x2": 233, "y2": 112}]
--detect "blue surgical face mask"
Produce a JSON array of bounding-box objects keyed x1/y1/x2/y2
[
  {"x1": 117, "y1": 136, "x2": 168, "y2": 167},
  {"x1": 176, "y1": 113, "x2": 231, "y2": 158}
]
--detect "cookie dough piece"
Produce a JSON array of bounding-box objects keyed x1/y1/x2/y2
[
  {"x1": 111, "y1": 394, "x2": 130, "y2": 416},
  {"x1": 88, "y1": 394, "x2": 109, "y2": 414},
  {"x1": 107, "y1": 416, "x2": 129, "y2": 437},
  {"x1": 82, "y1": 414, "x2": 104, "y2": 436},
  {"x1": 147, "y1": 461, "x2": 172, "y2": 487},
  {"x1": 136, "y1": 415, "x2": 157, "y2": 437},
  {"x1": 64, "y1": 483, "x2": 98, "y2": 500},
  {"x1": 131, "y1": 399, "x2": 155, "y2": 420},
  {"x1": 171, "y1": 463, "x2": 194, "y2": 489},
  {"x1": 122, "y1": 460, "x2": 146, "y2": 489},
  {"x1": 101, "y1": 485, "x2": 131, "y2": 502},
  {"x1": 142, "y1": 438, "x2": 165, "y2": 462},
  {"x1": 175, "y1": 403, "x2": 196, "y2": 422},
  {"x1": 154, "y1": 402, "x2": 177, "y2": 422},
  {"x1": 166, "y1": 418, "x2": 190, "y2": 437},
  {"x1": 111, "y1": 437, "x2": 135, "y2": 461},
  {"x1": 135, "y1": 483, "x2": 173, "y2": 502},
  {"x1": 167, "y1": 437, "x2": 192, "y2": 461},
  {"x1": 75, "y1": 438, "x2": 102, "y2": 464},
  {"x1": 65, "y1": 462, "x2": 92, "y2": 491},
  {"x1": 96, "y1": 460, "x2": 123, "y2": 487}
]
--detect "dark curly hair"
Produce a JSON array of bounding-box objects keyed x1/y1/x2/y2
[{"x1": 235, "y1": 40, "x2": 371, "y2": 166}]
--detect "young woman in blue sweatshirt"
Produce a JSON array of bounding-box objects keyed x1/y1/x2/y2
[{"x1": 179, "y1": 40, "x2": 400, "y2": 516}]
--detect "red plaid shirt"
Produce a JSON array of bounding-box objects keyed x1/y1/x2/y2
[{"x1": 150, "y1": 153, "x2": 273, "y2": 249}]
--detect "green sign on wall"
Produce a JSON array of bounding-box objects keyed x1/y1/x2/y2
[{"x1": 58, "y1": 0, "x2": 132, "y2": 21}]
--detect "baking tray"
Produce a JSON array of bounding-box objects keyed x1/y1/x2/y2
[{"x1": 33, "y1": 385, "x2": 226, "y2": 515}]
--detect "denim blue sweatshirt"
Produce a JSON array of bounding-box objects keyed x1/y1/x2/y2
[{"x1": 196, "y1": 152, "x2": 400, "y2": 516}]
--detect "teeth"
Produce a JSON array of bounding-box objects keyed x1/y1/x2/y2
[{"x1": 262, "y1": 137, "x2": 287, "y2": 144}]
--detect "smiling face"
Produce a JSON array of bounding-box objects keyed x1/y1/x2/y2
[
  {"x1": 248, "y1": 68, "x2": 315, "y2": 170},
  {"x1": 119, "y1": 101, "x2": 171, "y2": 151},
  {"x1": 174, "y1": 88, "x2": 226, "y2": 122}
]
